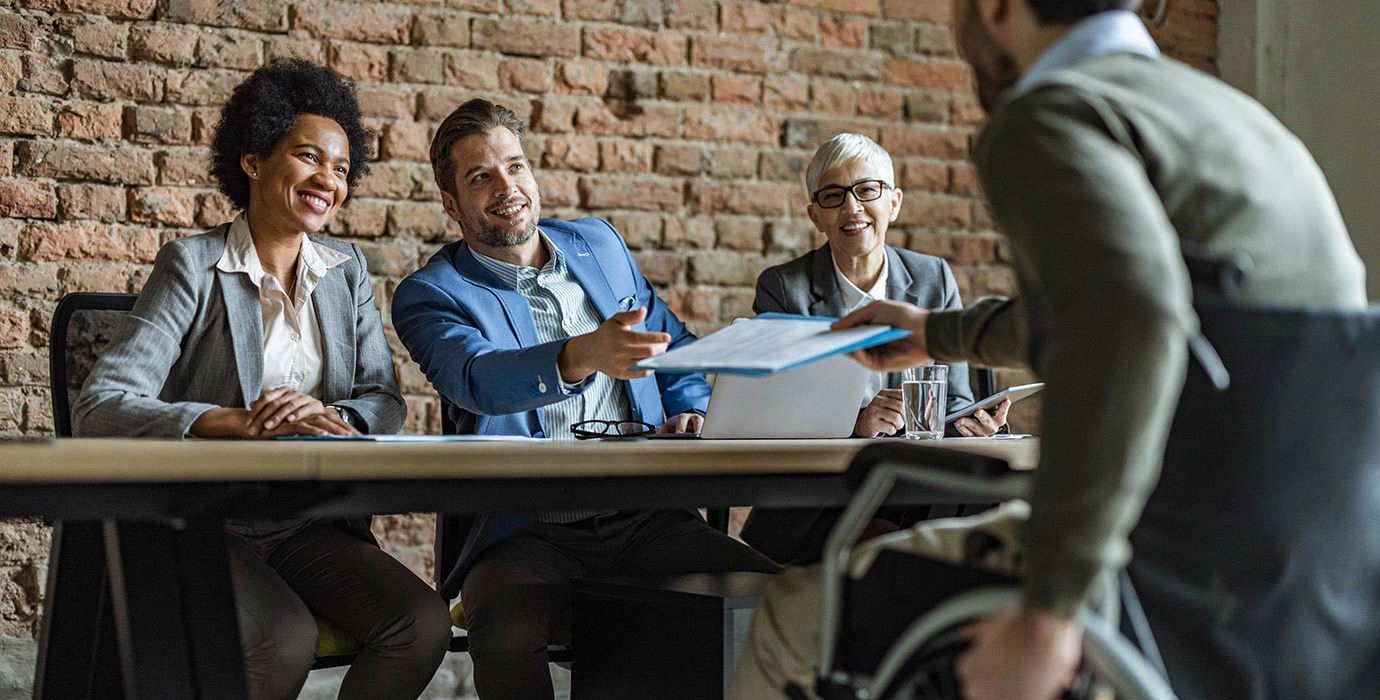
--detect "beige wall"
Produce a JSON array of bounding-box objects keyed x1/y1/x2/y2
[{"x1": 1219, "y1": 0, "x2": 1380, "y2": 300}]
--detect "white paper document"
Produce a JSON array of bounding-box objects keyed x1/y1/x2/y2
[{"x1": 633, "y1": 313, "x2": 909, "y2": 376}]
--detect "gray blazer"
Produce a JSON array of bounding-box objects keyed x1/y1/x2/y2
[
  {"x1": 752, "y1": 243, "x2": 975, "y2": 410},
  {"x1": 73, "y1": 223, "x2": 405, "y2": 439}
]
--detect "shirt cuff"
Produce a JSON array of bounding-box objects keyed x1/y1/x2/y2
[{"x1": 557, "y1": 365, "x2": 594, "y2": 394}]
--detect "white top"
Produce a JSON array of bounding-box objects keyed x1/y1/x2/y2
[
  {"x1": 831, "y1": 252, "x2": 890, "y2": 406},
  {"x1": 214, "y1": 214, "x2": 350, "y2": 400}
]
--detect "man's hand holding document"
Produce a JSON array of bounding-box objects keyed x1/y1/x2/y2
[{"x1": 632, "y1": 313, "x2": 909, "y2": 376}]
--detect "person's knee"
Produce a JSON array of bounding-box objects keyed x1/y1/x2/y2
[
  {"x1": 244, "y1": 602, "x2": 318, "y2": 700},
  {"x1": 370, "y1": 588, "x2": 454, "y2": 662}
]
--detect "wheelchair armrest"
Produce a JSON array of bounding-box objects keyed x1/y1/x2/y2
[{"x1": 844, "y1": 442, "x2": 1015, "y2": 490}]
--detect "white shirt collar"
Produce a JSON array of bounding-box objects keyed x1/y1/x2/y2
[
  {"x1": 832, "y1": 249, "x2": 889, "y2": 313},
  {"x1": 215, "y1": 214, "x2": 350, "y2": 287},
  {"x1": 1011, "y1": 10, "x2": 1161, "y2": 99}
]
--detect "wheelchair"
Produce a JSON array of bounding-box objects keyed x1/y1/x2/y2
[{"x1": 807, "y1": 442, "x2": 1179, "y2": 700}]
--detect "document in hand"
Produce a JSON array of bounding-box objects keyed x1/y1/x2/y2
[{"x1": 632, "y1": 312, "x2": 909, "y2": 376}]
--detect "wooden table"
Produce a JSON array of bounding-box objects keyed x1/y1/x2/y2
[{"x1": 0, "y1": 436, "x2": 1037, "y2": 700}]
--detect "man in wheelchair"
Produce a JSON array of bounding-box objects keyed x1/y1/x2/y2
[{"x1": 731, "y1": 0, "x2": 1373, "y2": 698}]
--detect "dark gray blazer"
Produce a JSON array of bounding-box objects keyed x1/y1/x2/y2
[
  {"x1": 742, "y1": 243, "x2": 977, "y2": 564},
  {"x1": 74, "y1": 223, "x2": 405, "y2": 438}
]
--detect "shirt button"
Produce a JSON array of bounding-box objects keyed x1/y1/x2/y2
[
  {"x1": 290, "y1": 332, "x2": 301, "y2": 342},
  {"x1": 293, "y1": 373, "x2": 304, "y2": 382}
]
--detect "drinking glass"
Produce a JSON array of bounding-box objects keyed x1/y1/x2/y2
[{"x1": 901, "y1": 364, "x2": 947, "y2": 439}]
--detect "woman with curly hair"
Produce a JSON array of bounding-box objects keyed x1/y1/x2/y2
[{"x1": 74, "y1": 59, "x2": 452, "y2": 699}]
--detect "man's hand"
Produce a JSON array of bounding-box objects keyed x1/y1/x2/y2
[
  {"x1": 658, "y1": 412, "x2": 704, "y2": 434},
  {"x1": 956, "y1": 605, "x2": 1083, "y2": 700},
  {"x1": 953, "y1": 398, "x2": 1011, "y2": 437},
  {"x1": 558, "y1": 307, "x2": 671, "y2": 382},
  {"x1": 832, "y1": 300, "x2": 932, "y2": 372},
  {"x1": 854, "y1": 388, "x2": 904, "y2": 437},
  {"x1": 246, "y1": 387, "x2": 329, "y2": 436}
]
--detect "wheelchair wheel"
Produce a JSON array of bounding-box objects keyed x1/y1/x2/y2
[{"x1": 876, "y1": 626, "x2": 1097, "y2": 700}]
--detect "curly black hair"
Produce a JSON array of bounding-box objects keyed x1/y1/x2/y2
[{"x1": 210, "y1": 59, "x2": 373, "y2": 209}]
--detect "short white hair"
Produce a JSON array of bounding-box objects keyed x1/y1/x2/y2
[{"x1": 804, "y1": 132, "x2": 896, "y2": 196}]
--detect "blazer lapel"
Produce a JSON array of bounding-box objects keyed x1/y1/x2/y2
[
  {"x1": 218, "y1": 270, "x2": 264, "y2": 406},
  {"x1": 807, "y1": 244, "x2": 847, "y2": 318},
  {"x1": 551, "y1": 229, "x2": 620, "y2": 321},
  {"x1": 311, "y1": 268, "x2": 354, "y2": 403},
  {"x1": 453, "y1": 243, "x2": 540, "y2": 347}
]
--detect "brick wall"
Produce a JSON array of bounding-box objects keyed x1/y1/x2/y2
[{"x1": 0, "y1": 0, "x2": 1218, "y2": 647}]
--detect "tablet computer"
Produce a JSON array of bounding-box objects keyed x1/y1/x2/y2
[{"x1": 944, "y1": 382, "x2": 1045, "y2": 426}]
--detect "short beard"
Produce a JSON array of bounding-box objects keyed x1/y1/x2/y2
[
  {"x1": 961, "y1": 2, "x2": 1020, "y2": 113},
  {"x1": 468, "y1": 222, "x2": 537, "y2": 249}
]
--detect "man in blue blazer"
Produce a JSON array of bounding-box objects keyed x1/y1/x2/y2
[{"x1": 392, "y1": 98, "x2": 779, "y2": 700}]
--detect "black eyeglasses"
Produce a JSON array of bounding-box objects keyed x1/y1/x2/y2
[
  {"x1": 811, "y1": 179, "x2": 892, "y2": 209},
  {"x1": 570, "y1": 419, "x2": 656, "y2": 440}
]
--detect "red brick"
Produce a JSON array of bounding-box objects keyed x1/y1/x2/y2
[
  {"x1": 820, "y1": 17, "x2": 867, "y2": 48},
  {"x1": 606, "y1": 212, "x2": 661, "y2": 248},
  {"x1": 665, "y1": 0, "x2": 717, "y2": 30},
  {"x1": 557, "y1": 60, "x2": 608, "y2": 96},
  {"x1": 68, "y1": 16, "x2": 129, "y2": 59},
  {"x1": 355, "y1": 84, "x2": 417, "y2": 120},
  {"x1": 24, "y1": 0, "x2": 155, "y2": 19},
  {"x1": 668, "y1": 215, "x2": 718, "y2": 249},
  {"x1": 758, "y1": 150, "x2": 807, "y2": 182},
  {"x1": 857, "y1": 87, "x2": 904, "y2": 119},
  {"x1": 0, "y1": 51, "x2": 19, "y2": 93},
  {"x1": 387, "y1": 201, "x2": 451, "y2": 241},
  {"x1": 58, "y1": 183, "x2": 126, "y2": 222},
  {"x1": 583, "y1": 27, "x2": 685, "y2": 65},
  {"x1": 632, "y1": 251, "x2": 684, "y2": 285},
  {"x1": 720, "y1": 2, "x2": 776, "y2": 35},
  {"x1": 711, "y1": 74, "x2": 761, "y2": 106},
  {"x1": 506, "y1": 0, "x2": 558, "y2": 15},
  {"x1": 0, "y1": 10, "x2": 48, "y2": 51},
  {"x1": 291, "y1": 2, "x2": 406, "y2": 42},
  {"x1": 885, "y1": 58, "x2": 971, "y2": 90},
  {"x1": 687, "y1": 250, "x2": 760, "y2": 285},
  {"x1": 21, "y1": 53, "x2": 69, "y2": 95},
  {"x1": 574, "y1": 102, "x2": 680, "y2": 139},
  {"x1": 473, "y1": 17, "x2": 579, "y2": 58},
  {"x1": 129, "y1": 186, "x2": 198, "y2": 227},
  {"x1": 448, "y1": 0, "x2": 501, "y2": 10},
  {"x1": 189, "y1": 107, "x2": 221, "y2": 146},
  {"x1": 537, "y1": 170, "x2": 578, "y2": 207},
  {"x1": 71, "y1": 60, "x2": 163, "y2": 102},
  {"x1": 776, "y1": 9, "x2": 818, "y2": 42},
  {"x1": 792, "y1": 47, "x2": 884, "y2": 80},
  {"x1": 949, "y1": 163, "x2": 982, "y2": 197},
  {"x1": 705, "y1": 145, "x2": 757, "y2": 179},
  {"x1": 599, "y1": 141, "x2": 652, "y2": 173},
  {"x1": 354, "y1": 161, "x2": 426, "y2": 200},
  {"x1": 264, "y1": 35, "x2": 325, "y2": 64},
  {"x1": 766, "y1": 218, "x2": 815, "y2": 253},
  {"x1": 783, "y1": 117, "x2": 878, "y2": 149},
  {"x1": 0, "y1": 310, "x2": 27, "y2": 349},
  {"x1": 788, "y1": 0, "x2": 880, "y2": 14},
  {"x1": 197, "y1": 32, "x2": 262, "y2": 70},
  {"x1": 0, "y1": 219, "x2": 18, "y2": 258},
  {"x1": 894, "y1": 193, "x2": 970, "y2": 228},
  {"x1": 56, "y1": 102, "x2": 122, "y2": 141},
  {"x1": 326, "y1": 198, "x2": 389, "y2": 238},
  {"x1": 444, "y1": 51, "x2": 501, "y2": 90},
  {"x1": 418, "y1": 88, "x2": 530, "y2": 124},
  {"x1": 412, "y1": 12, "x2": 470, "y2": 47},
  {"x1": 884, "y1": 0, "x2": 949, "y2": 22},
  {"x1": 533, "y1": 98, "x2": 577, "y2": 133},
  {"x1": 0, "y1": 179, "x2": 56, "y2": 219},
  {"x1": 354, "y1": 240, "x2": 416, "y2": 277},
  {"x1": 195, "y1": 191, "x2": 237, "y2": 228},
  {"x1": 683, "y1": 107, "x2": 778, "y2": 145},
  {"x1": 0, "y1": 96, "x2": 52, "y2": 137},
  {"x1": 18, "y1": 141, "x2": 157, "y2": 184},
  {"x1": 122, "y1": 105, "x2": 192, "y2": 145},
  {"x1": 563, "y1": 0, "x2": 615, "y2": 21},
  {"x1": 906, "y1": 91, "x2": 950, "y2": 122},
  {"x1": 950, "y1": 94, "x2": 985, "y2": 127},
  {"x1": 542, "y1": 137, "x2": 599, "y2": 171},
  {"x1": 659, "y1": 71, "x2": 710, "y2": 102},
  {"x1": 328, "y1": 41, "x2": 390, "y2": 82},
  {"x1": 690, "y1": 35, "x2": 778, "y2": 74},
  {"x1": 900, "y1": 158, "x2": 948, "y2": 192},
  {"x1": 20, "y1": 221, "x2": 160, "y2": 263},
  {"x1": 580, "y1": 175, "x2": 683, "y2": 212},
  {"x1": 130, "y1": 22, "x2": 198, "y2": 66},
  {"x1": 692, "y1": 181, "x2": 794, "y2": 217},
  {"x1": 715, "y1": 216, "x2": 763, "y2": 251},
  {"x1": 0, "y1": 140, "x2": 12, "y2": 178},
  {"x1": 654, "y1": 144, "x2": 702, "y2": 176},
  {"x1": 763, "y1": 74, "x2": 808, "y2": 112},
  {"x1": 500, "y1": 58, "x2": 555, "y2": 94},
  {"x1": 381, "y1": 120, "x2": 431, "y2": 162},
  {"x1": 879, "y1": 124, "x2": 969, "y2": 159},
  {"x1": 915, "y1": 21, "x2": 956, "y2": 56},
  {"x1": 393, "y1": 47, "x2": 448, "y2": 85},
  {"x1": 948, "y1": 233, "x2": 997, "y2": 264},
  {"x1": 157, "y1": 148, "x2": 211, "y2": 187},
  {"x1": 810, "y1": 80, "x2": 856, "y2": 116}
]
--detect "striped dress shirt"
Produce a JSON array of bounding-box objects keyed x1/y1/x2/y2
[{"x1": 471, "y1": 231, "x2": 631, "y2": 523}]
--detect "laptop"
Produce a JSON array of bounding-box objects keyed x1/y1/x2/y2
[{"x1": 693, "y1": 355, "x2": 872, "y2": 439}]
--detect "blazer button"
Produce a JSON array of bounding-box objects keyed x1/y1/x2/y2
[{"x1": 538, "y1": 381, "x2": 547, "y2": 393}]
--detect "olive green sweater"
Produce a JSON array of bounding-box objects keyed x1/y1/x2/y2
[{"x1": 926, "y1": 54, "x2": 1367, "y2": 615}]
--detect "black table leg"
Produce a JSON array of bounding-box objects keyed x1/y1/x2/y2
[
  {"x1": 35, "y1": 520, "x2": 122, "y2": 700},
  {"x1": 103, "y1": 520, "x2": 247, "y2": 699}
]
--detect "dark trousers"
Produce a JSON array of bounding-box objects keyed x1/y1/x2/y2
[
  {"x1": 461, "y1": 510, "x2": 781, "y2": 700},
  {"x1": 226, "y1": 523, "x2": 454, "y2": 700}
]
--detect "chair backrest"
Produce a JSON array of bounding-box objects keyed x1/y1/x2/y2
[
  {"x1": 49, "y1": 292, "x2": 138, "y2": 438},
  {"x1": 1129, "y1": 299, "x2": 1380, "y2": 699}
]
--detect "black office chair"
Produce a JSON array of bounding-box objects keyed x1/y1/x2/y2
[{"x1": 45, "y1": 292, "x2": 378, "y2": 671}]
